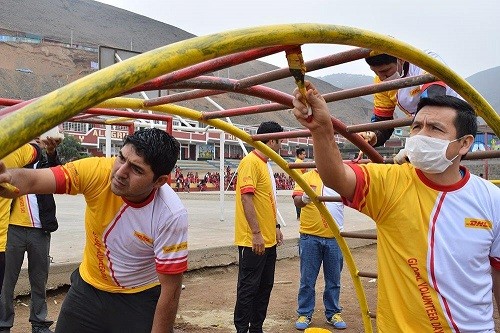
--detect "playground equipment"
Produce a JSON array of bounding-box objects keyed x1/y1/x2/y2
[{"x1": 0, "y1": 24, "x2": 499, "y2": 332}]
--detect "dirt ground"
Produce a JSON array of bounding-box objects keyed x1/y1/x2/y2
[
  {"x1": 10, "y1": 243, "x2": 500, "y2": 332},
  {"x1": 10, "y1": 244, "x2": 376, "y2": 333}
]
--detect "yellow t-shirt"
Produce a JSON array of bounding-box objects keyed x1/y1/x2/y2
[
  {"x1": 294, "y1": 157, "x2": 307, "y2": 174},
  {"x1": 0, "y1": 144, "x2": 38, "y2": 251},
  {"x1": 292, "y1": 170, "x2": 338, "y2": 238},
  {"x1": 373, "y1": 76, "x2": 398, "y2": 118},
  {"x1": 234, "y1": 151, "x2": 277, "y2": 248}
]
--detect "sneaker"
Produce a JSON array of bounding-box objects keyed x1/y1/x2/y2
[
  {"x1": 295, "y1": 315, "x2": 311, "y2": 330},
  {"x1": 32, "y1": 326, "x2": 54, "y2": 333},
  {"x1": 327, "y1": 313, "x2": 346, "y2": 330}
]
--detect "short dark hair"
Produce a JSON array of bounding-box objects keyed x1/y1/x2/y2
[
  {"x1": 296, "y1": 148, "x2": 305, "y2": 156},
  {"x1": 416, "y1": 96, "x2": 477, "y2": 139},
  {"x1": 365, "y1": 54, "x2": 397, "y2": 66},
  {"x1": 256, "y1": 121, "x2": 283, "y2": 143},
  {"x1": 123, "y1": 128, "x2": 180, "y2": 180}
]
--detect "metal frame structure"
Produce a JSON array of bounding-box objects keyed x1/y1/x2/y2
[{"x1": 1, "y1": 24, "x2": 499, "y2": 332}]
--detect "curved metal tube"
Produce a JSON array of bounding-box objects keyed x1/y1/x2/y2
[{"x1": 1, "y1": 24, "x2": 498, "y2": 333}]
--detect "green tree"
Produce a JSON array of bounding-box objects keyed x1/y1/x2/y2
[{"x1": 57, "y1": 135, "x2": 89, "y2": 163}]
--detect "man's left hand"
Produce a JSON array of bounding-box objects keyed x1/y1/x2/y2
[
  {"x1": 276, "y1": 228, "x2": 283, "y2": 246},
  {"x1": 359, "y1": 131, "x2": 377, "y2": 146}
]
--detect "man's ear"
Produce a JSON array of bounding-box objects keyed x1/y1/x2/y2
[
  {"x1": 459, "y1": 135, "x2": 475, "y2": 155},
  {"x1": 153, "y1": 175, "x2": 170, "y2": 188}
]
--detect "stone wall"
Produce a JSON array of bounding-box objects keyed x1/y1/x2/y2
[{"x1": 461, "y1": 159, "x2": 500, "y2": 180}]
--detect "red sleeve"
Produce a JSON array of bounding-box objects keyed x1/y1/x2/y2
[
  {"x1": 490, "y1": 257, "x2": 500, "y2": 270},
  {"x1": 341, "y1": 164, "x2": 369, "y2": 211},
  {"x1": 240, "y1": 185, "x2": 255, "y2": 194},
  {"x1": 50, "y1": 165, "x2": 70, "y2": 194},
  {"x1": 421, "y1": 81, "x2": 446, "y2": 92},
  {"x1": 156, "y1": 256, "x2": 188, "y2": 275}
]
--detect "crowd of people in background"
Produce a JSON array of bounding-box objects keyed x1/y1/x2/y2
[{"x1": 173, "y1": 165, "x2": 295, "y2": 192}]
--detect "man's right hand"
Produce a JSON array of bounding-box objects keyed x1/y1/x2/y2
[
  {"x1": 292, "y1": 81, "x2": 333, "y2": 135},
  {"x1": 0, "y1": 161, "x2": 12, "y2": 183},
  {"x1": 0, "y1": 161, "x2": 16, "y2": 197},
  {"x1": 252, "y1": 232, "x2": 265, "y2": 255}
]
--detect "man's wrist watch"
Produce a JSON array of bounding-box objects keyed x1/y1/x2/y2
[{"x1": 276, "y1": 224, "x2": 281, "y2": 229}]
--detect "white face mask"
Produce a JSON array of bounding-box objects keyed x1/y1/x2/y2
[
  {"x1": 404, "y1": 135, "x2": 460, "y2": 174},
  {"x1": 383, "y1": 71, "x2": 401, "y2": 81},
  {"x1": 383, "y1": 61, "x2": 405, "y2": 81}
]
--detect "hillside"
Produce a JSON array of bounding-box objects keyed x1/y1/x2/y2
[
  {"x1": 0, "y1": 0, "x2": 195, "y2": 52},
  {"x1": 320, "y1": 73, "x2": 374, "y2": 103},
  {"x1": 0, "y1": 0, "x2": 373, "y2": 128}
]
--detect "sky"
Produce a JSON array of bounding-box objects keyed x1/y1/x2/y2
[{"x1": 95, "y1": 0, "x2": 499, "y2": 78}]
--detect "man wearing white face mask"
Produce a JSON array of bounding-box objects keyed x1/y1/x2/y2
[
  {"x1": 400, "y1": 135, "x2": 461, "y2": 173},
  {"x1": 292, "y1": 83, "x2": 500, "y2": 333},
  {"x1": 361, "y1": 52, "x2": 460, "y2": 147}
]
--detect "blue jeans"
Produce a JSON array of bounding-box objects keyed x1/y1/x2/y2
[{"x1": 297, "y1": 233, "x2": 343, "y2": 320}]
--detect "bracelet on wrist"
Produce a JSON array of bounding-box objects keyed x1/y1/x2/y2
[{"x1": 276, "y1": 224, "x2": 281, "y2": 229}]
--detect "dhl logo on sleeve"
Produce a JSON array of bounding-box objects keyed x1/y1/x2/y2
[
  {"x1": 134, "y1": 231, "x2": 153, "y2": 245},
  {"x1": 242, "y1": 176, "x2": 252, "y2": 183},
  {"x1": 465, "y1": 218, "x2": 492, "y2": 230},
  {"x1": 410, "y1": 87, "x2": 420, "y2": 96},
  {"x1": 163, "y1": 242, "x2": 188, "y2": 254}
]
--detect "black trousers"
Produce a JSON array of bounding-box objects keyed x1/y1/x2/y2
[
  {"x1": 55, "y1": 269, "x2": 161, "y2": 333},
  {"x1": 234, "y1": 245, "x2": 277, "y2": 333},
  {"x1": 0, "y1": 252, "x2": 4, "y2": 295}
]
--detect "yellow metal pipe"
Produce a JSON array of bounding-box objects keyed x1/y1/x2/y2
[
  {"x1": 1, "y1": 24, "x2": 498, "y2": 332},
  {"x1": 0, "y1": 24, "x2": 497, "y2": 160},
  {"x1": 104, "y1": 117, "x2": 135, "y2": 124}
]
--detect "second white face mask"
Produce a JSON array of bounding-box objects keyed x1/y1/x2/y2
[
  {"x1": 383, "y1": 71, "x2": 401, "y2": 82},
  {"x1": 404, "y1": 135, "x2": 459, "y2": 174},
  {"x1": 383, "y1": 61, "x2": 405, "y2": 82}
]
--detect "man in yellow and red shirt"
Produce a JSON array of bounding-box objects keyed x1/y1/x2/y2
[
  {"x1": 0, "y1": 128, "x2": 187, "y2": 333},
  {"x1": 0, "y1": 137, "x2": 61, "y2": 333},
  {"x1": 293, "y1": 82, "x2": 500, "y2": 332},
  {"x1": 0, "y1": 143, "x2": 39, "y2": 294},
  {"x1": 234, "y1": 121, "x2": 284, "y2": 333},
  {"x1": 292, "y1": 170, "x2": 346, "y2": 330},
  {"x1": 294, "y1": 148, "x2": 307, "y2": 220},
  {"x1": 362, "y1": 51, "x2": 460, "y2": 147}
]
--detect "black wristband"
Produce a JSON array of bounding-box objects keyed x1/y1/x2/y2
[{"x1": 276, "y1": 224, "x2": 281, "y2": 229}]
